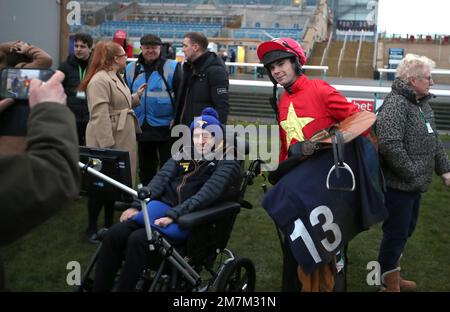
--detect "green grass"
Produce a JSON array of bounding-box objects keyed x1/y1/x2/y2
[
  {"x1": 440, "y1": 134, "x2": 450, "y2": 142},
  {"x1": 346, "y1": 172, "x2": 450, "y2": 292},
  {"x1": 2, "y1": 146, "x2": 450, "y2": 292},
  {"x1": 2, "y1": 172, "x2": 449, "y2": 292}
]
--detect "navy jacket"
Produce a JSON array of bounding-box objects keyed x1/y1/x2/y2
[{"x1": 146, "y1": 146, "x2": 241, "y2": 221}]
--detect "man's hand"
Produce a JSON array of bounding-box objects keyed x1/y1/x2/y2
[
  {"x1": 0, "y1": 98, "x2": 14, "y2": 113},
  {"x1": 154, "y1": 217, "x2": 174, "y2": 227},
  {"x1": 137, "y1": 83, "x2": 147, "y2": 98},
  {"x1": 28, "y1": 70, "x2": 66, "y2": 108},
  {"x1": 120, "y1": 208, "x2": 139, "y2": 222},
  {"x1": 442, "y1": 172, "x2": 450, "y2": 187}
]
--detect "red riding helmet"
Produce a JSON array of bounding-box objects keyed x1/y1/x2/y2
[{"x1": 257, "y1": 37, "x2": 307, "y2": 67}]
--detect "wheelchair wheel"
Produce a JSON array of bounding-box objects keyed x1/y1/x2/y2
[{"x1": 215, "y1": 257, "x2": 256, "y2": 292}]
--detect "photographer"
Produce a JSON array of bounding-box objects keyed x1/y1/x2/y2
[{"x1": 0, "y1": 71, "x2": 80, "y2": 290}]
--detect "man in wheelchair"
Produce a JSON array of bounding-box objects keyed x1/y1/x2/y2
[{"x1": 92, "y1": 108, "x2": 242, "y2": 292}]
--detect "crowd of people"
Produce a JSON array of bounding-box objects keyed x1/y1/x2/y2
[{"x1": 0, "y1": 30, "x2": 449, "y2": 293}]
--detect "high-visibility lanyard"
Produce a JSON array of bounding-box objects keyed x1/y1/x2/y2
[
  {"x1": 418, "y1": 106, "x2": 428, "y2": 124},
  {"x1": 418, "y1": 106, "x2": 434, "y2": 134},
  {"x1": 78, "y1": 66, "x2": 86, "y2": 81}
]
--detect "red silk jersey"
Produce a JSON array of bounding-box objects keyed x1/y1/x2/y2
[{"x1": 277, "y1": 75, "x2": 360, "y2": 162}]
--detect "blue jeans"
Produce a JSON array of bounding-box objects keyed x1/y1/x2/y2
[
  {"x1": 132, "y1": 200, "x2": 190, "y2": 242},
  {"x1": 378, "y1": 188, "x2": 421, "y2": 273}
]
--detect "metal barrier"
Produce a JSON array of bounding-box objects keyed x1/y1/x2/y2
[
  {"x1": 228, "y1": 79, "x2": 450, "y2": 131},
  {"x1": 127, "y1": 58, "x2": 328, "y2": 79},
  {"x1": 226, "y1": 62, "x2": 329, "y2": 79},
  {"x1": 122, "y1": 61, "x2": 448, "y2": 97},
  {"x1": 378, "y1": 68, "x2": 450, "y2": 85},
  {"x1": 229, "y1": 79, "x2": 450, "y2": 97}
]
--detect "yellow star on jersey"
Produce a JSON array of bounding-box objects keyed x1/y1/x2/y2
[{"x1": 280, "y1": 102, "x2": 315, "y2": 148}]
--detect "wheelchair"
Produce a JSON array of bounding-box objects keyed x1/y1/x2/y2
[{"x1": 76, "y1": 147, "x2": 265, "y2": 293}]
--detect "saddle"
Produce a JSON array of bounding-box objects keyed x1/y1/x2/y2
[{"x1": 268, "y1": 111, "x2": 376, "y2": 187}]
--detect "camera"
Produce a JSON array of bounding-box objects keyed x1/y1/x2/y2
[{"x1": 0, "y1": 68, "x2": 54, "y2": 100}]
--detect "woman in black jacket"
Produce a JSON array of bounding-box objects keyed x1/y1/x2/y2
[{"x1": 92, "y1": 107, "x2": 241, "y2": 292}]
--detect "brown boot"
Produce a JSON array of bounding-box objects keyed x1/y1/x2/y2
[
  {"x1": 380, "y1": 269, "x2": 400, "y2": 292},
  {"x1": 397, "y1": 256, "x2": 417, "y2": 291},
  {"x1": 399, "y1": 277, "x2": 417, "y2": 292}
]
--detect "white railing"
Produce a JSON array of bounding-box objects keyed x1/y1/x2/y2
[
  {"x1": 127, "y1": 58, "x2": 329, "y2": 77},
  {"x1": 355, "y1": 31, "x2": 365, "y2": 75},
  {"x1": 337, "y1": 31, "x2": 349, "y2": 75},
  {"x1": 373, "y1": 27, "x2": 379, "y2": 69},
  {"x1": 229, "y1": 79, "x2": 450, "y2": 98},
  {"x1": 320, "y1": 31, "x2": 333, "y2": 66},
  {"x1": 225, "y1": 62, "x2": 328, "y2": 74},
  {"x1": 377, "y1": 68, "x2": 450, "y2": 81}
]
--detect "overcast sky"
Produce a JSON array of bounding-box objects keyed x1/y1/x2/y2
[{"x1": 377, "y1": 0, "x2": 450, "y2": 35}]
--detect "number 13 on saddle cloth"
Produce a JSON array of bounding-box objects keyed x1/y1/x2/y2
[{"x1": 263, "y1": 111, "x2": 387, "y2": 275}]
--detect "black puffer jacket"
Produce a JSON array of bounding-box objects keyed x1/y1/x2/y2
[
  {"x1": 174, "y1": 51, "x2": 229, "y2": 125},
  {"x1": 376, "y1": 78, "x2": 450, "y2": 192},
  {"x1": 145, "y1": 146, "x2": 241, "y2": 221},
  {"x1": 58, "y1": 54, "x2": 90, "y2": 122}
]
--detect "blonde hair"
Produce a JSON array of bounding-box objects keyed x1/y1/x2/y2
[
  {"x1": 395, "y1": 53, "x2": 436, "y2": 80},
  {"x1": 79, "y1": 40, "x2": 123, "y2": 91}
]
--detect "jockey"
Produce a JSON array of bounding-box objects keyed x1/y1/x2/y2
[{"x1": 257, "y1": 38, "x2": 365, "y2": 292}]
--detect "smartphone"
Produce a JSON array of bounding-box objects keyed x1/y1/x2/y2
[{"x1": 0, "y1": 68, "x2": 54, "y2": 100}]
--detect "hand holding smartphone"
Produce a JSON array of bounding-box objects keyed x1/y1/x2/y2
[
  {"x1": 0, "y1": 68, "x2": 54, "y2": 100},
  {"x1": 0, "y1": 70, "x2": 66, "y2": 136},
  {"x1": 28, "y1": 70, "x2": 66, "y2": 108}
]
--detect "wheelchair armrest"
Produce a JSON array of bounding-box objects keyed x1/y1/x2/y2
[
  {"x1": 113, "y1": 201, "x2": 137, "y2": 211},
  {"x1": 178, "y1": 201, "x2": 240, "y2": 229}
]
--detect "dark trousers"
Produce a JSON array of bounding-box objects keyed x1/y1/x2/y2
[
  {"x1": 87, "y1": 197, "x2": 115, "y2": 235},
  {"x1": 138, "y1": 140, "x2": 172, "y2": 186},
  {"x1": 93, "y1": 220, "x2": 156, "y2": 292},
  {"x1": 378, "y1": 188, "x2": 421, "y2": 273},
  {"x1": 76, "y1": 121, "x2": 87, "y2": 146}
]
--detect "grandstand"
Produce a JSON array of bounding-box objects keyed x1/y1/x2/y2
[
  {"x1": 97, "y1": 21, "x2": 222, "y2": 38},
  {"x1": 76, "y1": 0, "x2": 318, "y2": 6},
  {"x1": 76, "y1": 0, "x2": 450, "y2": 83},
  {"x1": 72, "y1": 0, "x2": 316, "y2": 42}
]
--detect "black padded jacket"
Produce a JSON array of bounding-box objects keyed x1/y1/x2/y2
[
  {"x1": 145, "y1": 148, "x2": 241, "y2": 221},
  {"x1": 58, "y1": 54, "x2": 90, "y2": 122},
  {"x1": 174, "y1": 51, "x2": 229, "y2": 126}
]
